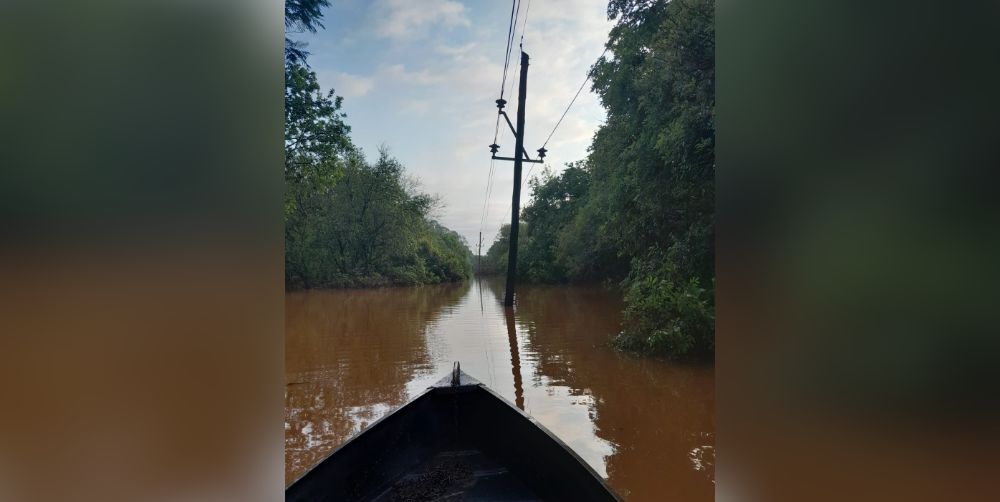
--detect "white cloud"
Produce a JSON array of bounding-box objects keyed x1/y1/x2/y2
[
  {"x1": 401, "y1": 99, "x2": 432, "y2": 115},
  {"x1": 320, "y1": 71, "x2": 375, "y2": 98},
  {"x1": 373, "y1": 0, "x2": 470, "y2": 40},
  {"x1": 379, "y1": 64, "x2": 443, "y2": 85},
  {"x1": 436, "y1": 42, "x2": 478, "y2": 56}
]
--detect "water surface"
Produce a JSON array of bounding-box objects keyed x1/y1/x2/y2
[{"x1": 285, "y1": 277, "x2": 714, "y2": 500}]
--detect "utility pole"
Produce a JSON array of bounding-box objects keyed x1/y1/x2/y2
[
  {"x1": 477, "y1": 231, "x2": 482, "y2": 274},
  {"x1": 488, "y1": 51, "x2": 546, "y2": 307},
  {"x1": 505, "y1": 51, "x2": 528, "y2": 307}
]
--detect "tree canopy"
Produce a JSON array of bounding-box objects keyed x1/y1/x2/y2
[{"x1": 284, "y1": 1, "x2": 472, "y2": 289}]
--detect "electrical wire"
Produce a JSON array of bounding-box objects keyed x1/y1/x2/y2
[
  {"x1": 485, "y1": 0, "x2": 523, "y2": 237},
  {"x1": 502, "y1": 0, "x2": 523, "y2": 105},
  {"x1": 541, "y1": 46, "x2": 609, "y2": 149},
  {"x1": 480, "y1": 158, "x2": 495, "y2": 231},
  {"x1": 486, "y1": 0, "x2": 537, "y2": 240},
  {"x1": 519, "y1": 0, "x2": 533, "y2": 49},
  {"x1": 499, "y1": 0, "x2": 519, "y2": 101}
]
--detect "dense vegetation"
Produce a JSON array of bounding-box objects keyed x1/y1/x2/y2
[
  {"x1": 284, "y1": 2, "x2": 472, "y2": 289},
  {"x1": 483, "y1": 0, "x2": 714, "y2": 358}
]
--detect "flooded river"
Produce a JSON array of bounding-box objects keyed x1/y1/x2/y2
[{"x1": 285, "y1": 277, "x2": 714, "y2": 500}]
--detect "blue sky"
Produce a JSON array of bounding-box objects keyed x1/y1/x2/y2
[{"x1": 293, "y1": 0, "x2": 612, "y2": 250}]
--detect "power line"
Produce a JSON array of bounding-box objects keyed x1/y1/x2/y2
[
  {"x1": 499, "y1": 0, "x2": 519, "y2": 101},
  {"x1": 486, "y1": 0, "x2": 537, "y2": 242},
  {"x1": 541, "y1": 46, "x2": 609, "y2": 149},
  {"x1": 503, "y1": 0, "x2": 523, "y2": 101},
  {"x1": 522, "y1": 156, "x2": 542, "y2": 191},
  {"x1": 509, "y1": 0, "x2": 522, "y2": 63},
  {"x1": 486, "y1": 0, "x2": 522, "y2": 236},
  {"x1": 495, "y1": 0, "x2": 520, "y2": 141},
  {"x1": 480, "y1": 157, "x2": 494, "y2": 229},
  {"x1": 505, "y1": 0, "x2": 531, "y2": 100},
  {"x1": 519, "y1": 0, "x2": 533, "y2": 48},
  {"x1": 505, "y1": 45, "x2": 521, "y2": 105},
  {"x1": 483, "y1": 153, "x2": 499, "y2": 237}
]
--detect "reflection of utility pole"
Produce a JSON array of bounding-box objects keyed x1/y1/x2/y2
[
  {"x1": 503, "y1": 307, "x2": 525, "y2": 410},
  {"x1": 490, "y1": 51, "x2": 545, "y2": 307}
]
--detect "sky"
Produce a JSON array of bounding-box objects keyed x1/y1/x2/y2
[{"x1": 294, "y1": 0, "x2": 613, "y2": 251}]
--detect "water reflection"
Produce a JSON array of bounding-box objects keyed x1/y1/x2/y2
[
  {"x1": 285, "y1": 277, "x2": 714, "y2": 501},
  {"x1": 503, "y1": 306, "x2": 526, "y2": 410}
]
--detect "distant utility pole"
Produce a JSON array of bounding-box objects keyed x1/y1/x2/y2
[
  {"x1": 489, "y1": 51, "x2": 545, "y2": 307},
  {"x1": 477, "y1": 231, "x2": 482, "y2": 274}
]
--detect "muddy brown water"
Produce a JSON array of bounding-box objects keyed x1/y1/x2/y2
[{"x1": 285, "y1": 277, "x2": 714, "y2": 501}]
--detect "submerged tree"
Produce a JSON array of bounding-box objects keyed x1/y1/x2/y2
[{"x1": 595, "y1": 0, "x2": 715, "y2": 356}]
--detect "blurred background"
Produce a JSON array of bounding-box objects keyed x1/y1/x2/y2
[
  {"x1": 1, "y1": 0, "x2": 997, "y2": 500},
  {"x1": 0, "y1": 1, "x2": 285, "y2": 501},
  {"x1": 718, "y1": 1, "x2": 1000, "y2": 500}
]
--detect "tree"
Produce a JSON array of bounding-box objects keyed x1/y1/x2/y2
[
  {"x1": 520, "y1": 163, "x2": 593, "y2": 282},
  {"x1": 282, "y1": 2, "x2": 471, "y2": 289},
  {"x1": 285, "y1": 0, "x2": 331, "y2": 64},
  {"x1": 284, "y1": 61, "x2": 353, "y2": 288},
  {"x1": 481, "y1": 224, "x2": 512, "y2": 276},
  {"x1": 595, "y1": 0, "x2": 715, "y2": 356}
]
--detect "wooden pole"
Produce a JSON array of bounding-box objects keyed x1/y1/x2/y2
[
  {"x1": 478, "y1": 231, "x2": 482, "y2": 274},
  {"x1": 504, "y1": 51, "x2": 529, "y2": 307}
]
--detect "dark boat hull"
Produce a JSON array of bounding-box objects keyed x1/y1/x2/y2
[{"x1": 286, "y1": 369, "x2": 619, "y2": 501}]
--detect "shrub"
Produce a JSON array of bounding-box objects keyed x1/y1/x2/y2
[{"x1": 614, "y1": 251, "x2": 714, "y2": 358}]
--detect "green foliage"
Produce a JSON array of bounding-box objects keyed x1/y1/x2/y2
[
  {"x1": 418, "y1": 221, "x2": 474, "y2": 282},
  {"x1": 284, "y1": 60, "x2": 352, "y2": 287},
  {"x1": 285, "y1": 0, "x2": 330, "y2": 33},
  {"x1": 286, "y1": 145, "x2": 473, "y2": 289},
  {"x1": 614, "y1": 248, "x2": 714, "y2": 357},
  {"x1": 283, "y1": 24, "x2": 471, "y2": 289},
  {"x1": 482, "y1": 0, "x2": 714, "y2": 358},
  {"x1": 519, "y1": 164, "x2": 590, "y2": 282},
  {"x1": 480, "y1": 163, "x2": 622, "y2": 281},
  {"x1": 285, "y1": 0, "x2": 331, "y2": 63},
  {"x1": 480, "y1": 224, "x2": 511, "y2": 275},
  {"x1": 283, "y1": 62, "x2": 351, "y2": 225}
]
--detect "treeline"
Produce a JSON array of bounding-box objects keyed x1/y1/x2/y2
[
  {"x1": 483, "y1": 0, "x2": 714, "y2": 358},
  {"x1": 284, "y1": 3, "x2": 472, "y2": 289}
]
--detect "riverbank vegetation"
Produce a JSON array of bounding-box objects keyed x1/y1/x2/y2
[
  {"x1": 284, "y1": 3, "x2": 472, "y2": 290},
  {"x1": 482, "y1": 0, "x2": 714, "y2": 358}
]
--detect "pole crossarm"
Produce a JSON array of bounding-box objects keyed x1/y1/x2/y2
[
  {"x1": 492, "y1": 155, "x2": 543, "y2": 164},
  {"x1": 496, "y1": 111, "x2": 545, "y2": 163},
  {"x1": 500, "y1": 111, "x2": 518, "y2": 138}
]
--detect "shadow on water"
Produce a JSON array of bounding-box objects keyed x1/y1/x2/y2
[{"x1": 285, "y1": 277, "x2": 714, "y2": 501}]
